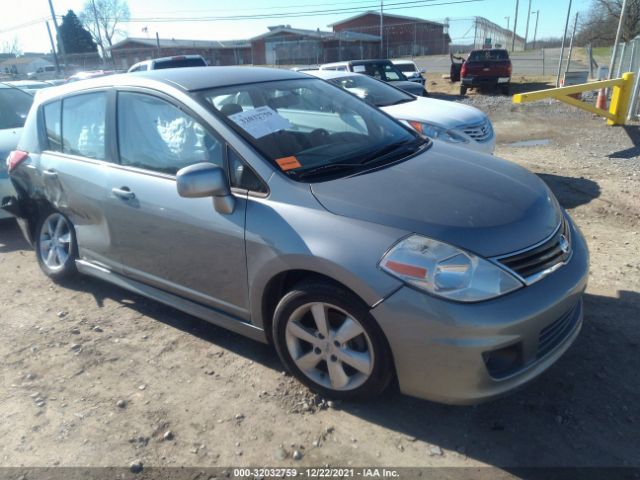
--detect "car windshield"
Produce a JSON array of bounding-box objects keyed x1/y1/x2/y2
[
  {"x1": 359, "y1": 63, "x2": 407, "y2": 82},
  {"x1": 0, "y1": 87, "x2": 34, "y2": 129},
  {"x1": 155, "y1": 58, "x2": 206, "y2": 69},
  {"x1": 201, "y1": 78, "x2": 427, "y2": 182},
  {"x1": 329, "y1": 75, "x2": 415, "y2": 107},
  {"x1": 468, "y1": 50, "x2": 509, "y2": 61}
]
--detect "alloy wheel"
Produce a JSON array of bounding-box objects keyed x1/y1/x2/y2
[
  {"x1": 39, "y1": 213, "x2": 72, "y2": 272},
  {"x1": 284, "y1": 302, "x2": 374, "y2": 391}
]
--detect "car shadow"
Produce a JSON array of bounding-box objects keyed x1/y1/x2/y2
[
  {"x1": 608, "y1": 125, "x2": 640, "y2": 159},
  {"x1": 509, "y1": 81, "x2": 555, "y2": 95},
  {"x1": 0, "y1": 217, "x2": 30, "y2": 253},
  {"x1": 537, "y1": 173, "x2": 601, "y2": 209}
]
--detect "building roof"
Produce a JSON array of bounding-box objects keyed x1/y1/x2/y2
[
  {"x1": 328, "y1": 11, "x2": 443, "y2": 28},
  {"x1": 250, "y1": 26, "x2": 380, "y2": 42},
  {"x1": 110, "y1": 37, "x2": 250, "y2": 51},
  {"x1": 0, "y1": 56, "x2": 50, "y2": 65}
]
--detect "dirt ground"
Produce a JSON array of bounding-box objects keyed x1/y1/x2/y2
[{"x1": 1, "y1": 85, "x2": 639, "y2": 475}]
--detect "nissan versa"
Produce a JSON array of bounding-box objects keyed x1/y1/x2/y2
[{"x1": 2, "y1": 67, "x2": 588, "y2": 404}]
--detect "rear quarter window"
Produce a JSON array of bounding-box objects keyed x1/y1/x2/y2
[{"x1": 43, "y1": 101, "x2": 62, "y2": 151}]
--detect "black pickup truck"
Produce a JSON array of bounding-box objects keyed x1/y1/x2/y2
[{"x1": 458, "y1": 49, "x2": 512, "y2": 96}]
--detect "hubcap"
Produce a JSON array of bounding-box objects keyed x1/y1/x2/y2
[
  {"x1": 285, "y1": 302, "x2": 374, "y2": 391},
  {"x1": 39, "y1": 213, "x2": 72, "y2": 271}
]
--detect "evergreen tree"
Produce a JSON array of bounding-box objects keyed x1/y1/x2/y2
[{"x1": 58, "y1": 10, "x2": 98, "y2": 54}]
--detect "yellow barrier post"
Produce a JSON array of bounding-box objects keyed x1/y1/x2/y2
[
  {"x1": 512, "y1": 73, "x2": 636, "y2": 126},
  {"x1": 608, "y1": 72, "x2": 635, "y2": 126}
]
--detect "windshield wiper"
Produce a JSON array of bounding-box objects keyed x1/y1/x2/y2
[
  {"x1": 296, "y1": 162, "x2": 363, "y2": 180},
  {"x1": 358, "y1": 139, "x2": 425, "y2": 166}
]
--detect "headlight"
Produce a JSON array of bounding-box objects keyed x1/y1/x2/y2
[
  {"x1": 379, "y1": 235, "x2": 523, "y2": 302},
  {"x1": 407, "y1": 121, "x2": 469, "y2": 143}
]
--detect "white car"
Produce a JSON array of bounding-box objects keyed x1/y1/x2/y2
[
  {"x1": 307, "y1": 70, "x2": 495, "y2": 154},
  {"x1": 392, "y1": 59, "x2": 426, "y2": 84},
  {"x1": 128, "y1": 55, "x2": 207, "y2": 72}
]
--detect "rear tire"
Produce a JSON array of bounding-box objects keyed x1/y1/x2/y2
[
  {"x1": 460, "y1": 85, "x2": 468, "y2": 96},
  {"x1": 272, "y1": 281, "x2": 393, "y2": 401},
  {"x1": 501, "y1": 84, "x2": 511, "y2": 96},
  {"x1": 35, "y1": 210, "x2": 78, "y2": 281}
]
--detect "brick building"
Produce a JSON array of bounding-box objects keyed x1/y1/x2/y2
[{"x1": 329, "y1": 11, "x2": 451, "y2": 57}]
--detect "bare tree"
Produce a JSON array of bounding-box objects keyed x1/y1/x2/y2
[
  {"x1": 1, "y1": 37, "x2": 22, "y2": 57},
  {"x1": 578, "y1": 0, "x2": 640, "y2": 46},
  {"x1": 79, "y1": 0, "x2": 130, "y2": 60}
]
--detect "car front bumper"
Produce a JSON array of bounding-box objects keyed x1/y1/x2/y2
[{"x1": 371, "y1": 215, "x2": 589, "y2": 405}]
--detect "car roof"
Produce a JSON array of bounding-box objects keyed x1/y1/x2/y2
[
  {"x1": 32, "y1": 66, "x2": 309, "y2": 103},
  {"x1": 153, "y1": 54, "x2": 205, "y2": 62},
  {"x1": 391, "y1": 59, "x2": 417, "y2": 65}
]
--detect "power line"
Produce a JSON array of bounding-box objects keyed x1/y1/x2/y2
[{"x1": 125, "y1": 0, "x2": 486, "y2": 22}]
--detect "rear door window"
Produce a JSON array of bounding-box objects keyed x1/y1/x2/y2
[
  {"x1": 43, "y1": 101, "x2": 62, "y2": 151},
  {"x1": 117, "y1": 91, "x2": 224, "y2": 175},
  {"x1": 61, "y1": 92, "x2": 107, "y2": 159}
]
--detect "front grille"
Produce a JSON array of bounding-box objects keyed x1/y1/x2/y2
[
  {"x1": 537, "y1": 302, "x2": 581, "y2": 359},
  {"x1": 460, "y1": 119, "x2": 494, "y2": 143},
  {"x1": 497, "y1": 219, "x2": 571, "y2": 282}
]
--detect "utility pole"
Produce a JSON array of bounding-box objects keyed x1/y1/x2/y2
[
  {"x1": 505, "y1": 16, "x2": 510, "y2": 30},
  {"x1": 524, "y1": 0, "x2": 532, "y2": 50},
  {"x1": 608, "y1": 0, "x2": 629, "y2": 79},
  {"x1": 511, "y1": 0, "x2": 519, "y2": 51},
  {"x1": 47, "y1": 0, "x2": 66, "y2": 68},
  {"x1": 531, "y1": 10, "x2": 540, "y2": 50},
  {"x1": 45, "y1": 21, "x2": 60, "y2": 74},
  {"x1": 565, "y1": 12, "x2": 579, "y2": 75},
  {"x1": 380, "y1": 0, "x2": 384, "y2": 58},
  {"x1": 556, "y1": 0, "x2": 572, "y2": 87},
  {"x1": 156, "y1": 32, "x2": 161, "y2": 57}
]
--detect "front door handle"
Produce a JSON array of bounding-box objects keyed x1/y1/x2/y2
[
  {"x1": 111, "y1": 187, "x2": 136, "y2": 200},
  {"x1": 43, "y1": 169, "x2": 58, "y2": 178}
]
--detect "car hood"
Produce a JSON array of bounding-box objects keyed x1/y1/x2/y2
[
  {"x1": 383, "y1": 96, "x2": 486, "y2": 129},
  {"x1": 389, "y1": 80, "x2": 424, "y2": 96},
  {"x1": 310, "y1": 142, "x2": 562, "y2": 258},
  {"x1": 0, "y1": 128, "x2": 22, "y2": 174}
]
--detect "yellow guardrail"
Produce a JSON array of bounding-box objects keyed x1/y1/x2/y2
[{"x1": 513, "y1": 72, "x2": 635, "y2": 126}]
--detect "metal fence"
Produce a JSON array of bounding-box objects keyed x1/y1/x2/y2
[{"x1": 609, "y1": 37, "x2": 640, "y2": 120}]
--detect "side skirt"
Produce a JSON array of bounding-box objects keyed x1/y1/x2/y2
[{"x1": 76, "y1": 259, "x2": 268, "y2": 344}]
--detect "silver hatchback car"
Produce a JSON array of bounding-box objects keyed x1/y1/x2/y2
[{"x1": 3, "y1": 67, "x2": 589, "y2": 404}]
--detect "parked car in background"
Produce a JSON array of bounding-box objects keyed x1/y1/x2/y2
[
  {"x1": 27, "y1": 65, "x2": 57, "y2": 80},
  {"x1": 0, "y1": 83, "x2": 34, "y2": 220},
  {"x1": 44, "y1": 79, "x2": 67, "y2": 87},
  {"x1": 4, "y1": 80, "x2": 52, "y2": 94},
  {"x1": 320, "y1": 59, "x2": 425, "y2": 96},
  {"x1": 128, "y1": 55, "x2": 208, "y2": 72},
  {"x1": 391, "y1": 59, "x2": 426, "y2": 86},
  {"x1": 4, "y1": 67, "x2": 588, "y2": 404},
  {"x1": 307, "y1": 70, "x2": 495, "y2": 154},
  {"x1": 66, "y1": 70, "x2": 118, "y2": 83},
  {"x1": 460, "y1": 49, "x2": 512, "y2": 96}
]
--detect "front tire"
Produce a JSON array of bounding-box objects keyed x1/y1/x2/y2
[
  {"x1": 272, "y1": 281, "x2": 393, "y2": 400},
  {"x1": 35, "y1": 211, "x2": 78, "y2": 281}
]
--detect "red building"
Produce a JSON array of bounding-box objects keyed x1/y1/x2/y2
[{"x1": 329, "y1": 11, "x2": 450, "y2": 57}]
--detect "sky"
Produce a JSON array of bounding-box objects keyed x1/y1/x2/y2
[{"x1": 1, "y1": 0, "x2": 593, "y2": 54}]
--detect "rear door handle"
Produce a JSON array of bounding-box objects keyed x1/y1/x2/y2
[
  {"x1": 111, "y1": 187, "x2": 136, "y2": 200},
  {"x1": 43, "y1": 169, "x2": 58, "y2": 178}
]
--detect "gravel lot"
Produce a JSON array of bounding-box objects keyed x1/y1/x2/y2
[{"x1": 1, "y1": 90, "x2": 639, "y2": 474}]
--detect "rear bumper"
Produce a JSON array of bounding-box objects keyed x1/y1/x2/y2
[
  {"x1": 462, "y1": 76, "x2": 510, "y2": 88},
  {"x1": 0, "y1": 175, "x2": 15, "y2": 219},
  {"x1": 371, "y1": 215, "x2": 589, "y2": 405}
]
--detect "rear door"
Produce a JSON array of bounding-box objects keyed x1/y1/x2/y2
[
  {"x1": 38, "y1": 90, "x2": 123, "y2": 271},
  {"x1": 103, "y1": 89, "x2": 250, "y2": 318}
]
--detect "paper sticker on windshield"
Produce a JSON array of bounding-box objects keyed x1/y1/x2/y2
[
  {"x1": 353, "y1": 65, "x2": 366, "y2": 73},
  {"x1": 276, "y1": 156, "x2": 301, "y2": 171},
  {"x1": 228, "y1": 106, "x2": 292, "y2": 139}
]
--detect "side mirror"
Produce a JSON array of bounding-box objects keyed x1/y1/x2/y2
[{"x1": 176, "y1": 162, "x2": 235, "y2": 214}]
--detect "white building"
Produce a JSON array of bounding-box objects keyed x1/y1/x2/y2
[{"x1": 1, "y1": 56, "x2": 53, "y2": 76}]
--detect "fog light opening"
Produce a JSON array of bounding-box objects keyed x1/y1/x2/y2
[{"x1": 483, "y1": 343, "x2": 523, "y2": 379}]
